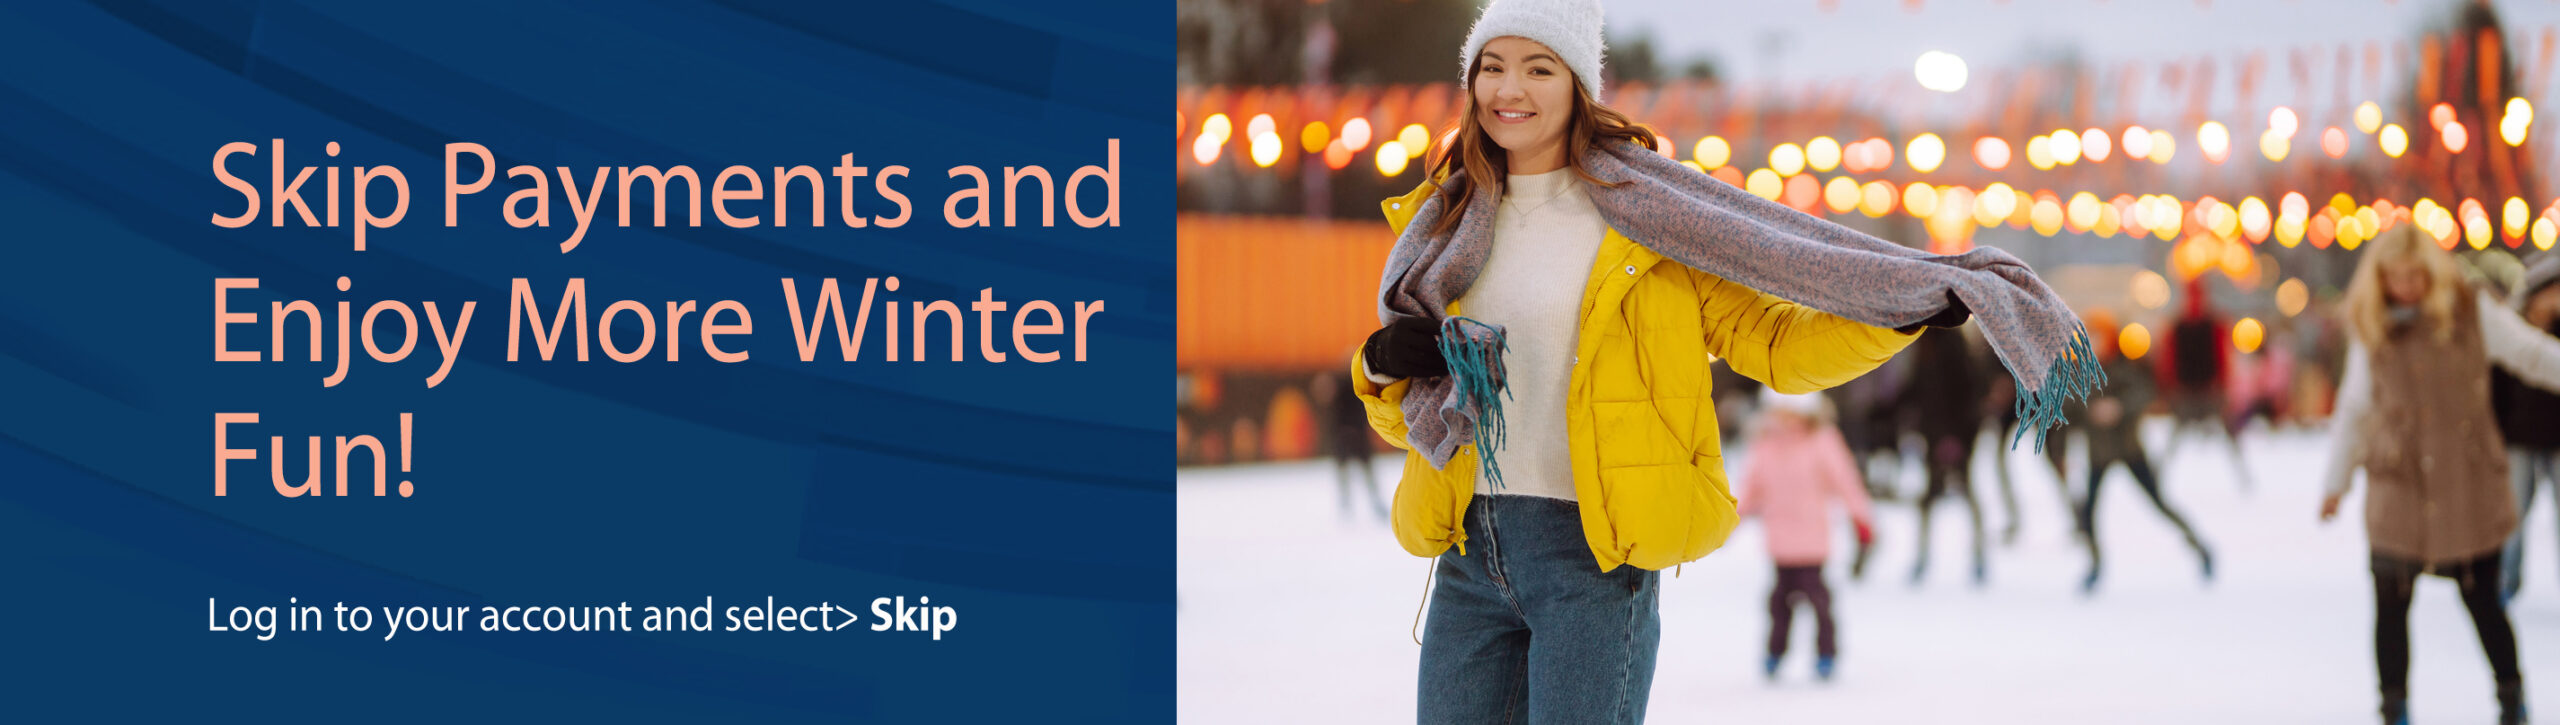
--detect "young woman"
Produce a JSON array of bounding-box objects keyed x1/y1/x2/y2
[
  {"x1": 1349, "y1": 1, "x2": 2092, "y2": 720},
  {"x1": 2319, "y1": 228, "x2": 2560, "y2": 725}
]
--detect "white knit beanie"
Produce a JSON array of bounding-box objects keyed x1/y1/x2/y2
[
  {"x1": 1460, "y1": 0, "x2": 1607, "y2": 101},
  {"x1": 1758, "y1": 388, "x2": 1826, "y2": 418}
]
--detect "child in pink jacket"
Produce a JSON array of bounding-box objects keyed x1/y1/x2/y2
[{"x1": 1738, "y1": 389, "x2": 1876, "y2": 682}]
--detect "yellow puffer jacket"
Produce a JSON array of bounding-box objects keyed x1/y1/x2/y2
[{"x1": 1353, "y1": 180, "x2": 1920, "y2": 572}]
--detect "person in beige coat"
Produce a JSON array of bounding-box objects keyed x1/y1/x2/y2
[{"x1": 2319, "y1": 228, "x2": 2560, "y2": 725}]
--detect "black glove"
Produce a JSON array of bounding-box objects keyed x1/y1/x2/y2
[
  {"x1": 1897, "y1": 291, "x2": 1972, "y2": 334},
  {"x1": 1362, "y1": 317, "x2": 1448, "y2": 379}
]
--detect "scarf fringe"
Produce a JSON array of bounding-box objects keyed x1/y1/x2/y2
[
  {"x1": 2008, "y1": 325, "x2": 2108, "y2": 453},
  {"x1": 1437, "y1": 316, "x2": 1512, "y2": 489}
]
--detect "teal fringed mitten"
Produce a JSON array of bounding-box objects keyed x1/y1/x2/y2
[{"x1": 1436, "y1": 316, "x2": 1512, "y2": 489}]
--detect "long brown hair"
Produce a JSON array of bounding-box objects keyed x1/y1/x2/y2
[{"x1": 1423, "y1": 60, "x2": 1655, "y2": 237}]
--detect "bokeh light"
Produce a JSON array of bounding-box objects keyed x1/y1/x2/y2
[
  {"x1": 1695, "y1": 136, "x2": 1731, "y2": 169},
  {"x1": 2276, "y1": 278, "x2": 2310, "y2": 317},
  {"x1": 1908, "y1": 133, "x2": 1947, "y2": 173},
  {"x1": 2119, "y1": 323, "x2": 2153, "y2": 360},
  {"x1": 1808, "y1": 137, "x2": 1843, "y2": 172},
  {"x1": 2198, "y1": 121, "x2": 2230, "y2": 164},
  {"x1": 2231, "y1": 318, "x2": 2264, "y2": 354},
  {"x1": 1375, "y1": 141, "x2": 1409, "y2": 176},
  {"x1": 1772, "y1": 143, "x2": 1807, "y2": 176},
  {"x1": 1972, "y1": 136, "x2": 2008, "y2": 170},
  {"x1": 2380, "y1": 124, "x2": 2409, "y2": 157}
]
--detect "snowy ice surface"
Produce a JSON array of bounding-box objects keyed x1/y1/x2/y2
[{"x1": 1179, "y1": 425, "x2": 2560, "y2": 723}]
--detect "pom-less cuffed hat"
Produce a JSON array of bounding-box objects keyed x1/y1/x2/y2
[{"x1": 1460, "y1": 0, "x2": 1607, "y2": 101}]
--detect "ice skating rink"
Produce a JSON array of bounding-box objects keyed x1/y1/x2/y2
[{"x1": 1179, "y1": 427, "x2": 2560, "y2": 723}]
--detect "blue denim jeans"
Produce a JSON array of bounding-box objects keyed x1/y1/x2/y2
[
  {"x1": 2502, "y1": 447, "x2": 2560, "y2": 601},
  {"x1": 1418, "y1": 495, "x2": 1661, "y2": 724}
]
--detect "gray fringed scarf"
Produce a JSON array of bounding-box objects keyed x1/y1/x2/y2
[{"x1": 1379, "y1": 140, "x2": 2101, "y2": 487}]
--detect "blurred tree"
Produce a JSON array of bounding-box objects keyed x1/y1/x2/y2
[
  {"x1": 1612, "y1": 33, "x2": 1662, "y2": 85},
  {"x1": 1323, "y1": 0, "x2": 1481, "y2": 85},
  {"x1": 1177, "y1": 0, "x2": 1310, "y2": 85}
]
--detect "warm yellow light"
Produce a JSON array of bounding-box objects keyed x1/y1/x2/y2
[
  {"x1": 1341, "y1": 118, "x2": 1373, "y2": 150},
  {"x1": 1971, "y1": 136, "x2": 2007, "y2": 170},
  {"x1": 2506, "y1": 197, "x2": 2531, "y2": 239},
  {"x1": 1772, "y1": 143, "x2": 1807, "y2": 177},
  {"x1": 1746, "y1": 168, "x2": 1783, "y2": 200},
  {"x1": 1808, "y1": 137, "x2": 1843, "y2": 172},
  {"x1": 2208, "y1": 202, "x2": 2241, "y2": 240},
  {"x1": 2120, "y1": 323, "x2": 2153, "y2": 360},
  {"x1": 2151, "y1": 196, "x2": 2183, "y2": 240},
  {"x1": 1977, "y1": 183, "x2": 2018, "y2": 226},
  {"x1": 1250, "y1": 132, "x2": 1282, "y2": 167},
  {"x1": 1695, "y1": 136, "x2": 1731, "y2": 169},
  {"x1": 2123, "y1": 126, "x2": 2153, "y2": 159},
  {"x1": 1860, "y1": 181, "x2": 1898, "y2": 217},
  {"x1": 2240, "y1": 197, "x2": 2271, "y2": 242},
  {"x1": 2149, "y1": 130, "x2": 2178, "y2": 164},
  {"x1": 2068, "y1": 192, "x2": 2103, "y2": 231},
  {"x1": 2031, "y1": 198, "x2": 2065, "y2": 236},
  {"x1": 2275, "y1": 214, "x2": 2306, "y2": 248},
  {"x1": 2050, "y1": 130, "x2": 2082, "y2": 165},
  {"x1": 2354, "y1": 101, "x2": 2383, "y2": 134},
  {"x1": 1907, "y1": 133, "x2": 1947, "y2": 173},
  {"x1": 1376, "y1": 141, "x2": 1410, "y2": 175},
  {"x1": 1301, "y1": 122, "x2": 1331, "y2": 153},
  {"x1": 2505, "y1": 97, "x2": 2535, "y2": 146},
  {"x1": 2096, "y1": 202, "x2": 2123, "y2": 237},
  {"x1": 2537, "y1": 216, "x2": 2559, "y2": 250},
  {"x1": 1203, "y1": 113, "x2": 1233, "y2": 143},
  {"x1": 2082, "y1": 128, "x2": 2112, "y2": 162},
  {"x1": 2380, "y1": 123, "x2": 2409, "y2": 157},
  {"x1": 2276, "y1": 278, "x2": 2310, "y2": 317},
  {"x1": 1903, "y1": 182, "x2": 1940, "y2": 217},
  {"x1": 2026, "y1": 135, "x2": 2055, "y2": 170},
  {"x1": 2198, "y1": 121, "x2": 2231, "y2": 163},
  {"x1": 2260, "y1": 130, "x2": 2290, "y2": 162},
  {"x1": 1824, "y1": 176, "x2": 1861, "y2": 214},
  {"x1": 1399, "y1": 124, "x2": 1431, "y2": 158},
  {"x1": 2466, "y1": 213, "x2": 2495, "y2": 249},
  {"x1": 1192, "y1": 132, "x2": 1222, "y2": 166},
  {"x1": 2231, "y1": 317, "x2": 2265, "y2": 354},
  {"x1": 2443, "y1": 121, "x2": 2469, "y2": 154}
]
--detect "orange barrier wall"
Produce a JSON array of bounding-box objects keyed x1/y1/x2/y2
[{"x1": 1178, "y1": 214, "x2": 1394, "y2": 371}]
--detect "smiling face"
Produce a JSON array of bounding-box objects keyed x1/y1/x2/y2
[{"x1": 1471, "y1": 36, "x2": 1576, "y2": 175}]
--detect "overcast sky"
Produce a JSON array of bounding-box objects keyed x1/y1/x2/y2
[{"x1": 1605, "y1": 0, "x2": 2560, "y2": 121}]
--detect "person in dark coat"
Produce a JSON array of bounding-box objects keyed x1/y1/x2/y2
[
  {"x1": 1319, "y1": 371, "x2": 1388, "y2": 521},
  {"x1": 2495, "y1": 254, "x2": 2560, "y2": 601},
  {"x1": 2158, "y1": 277, "x2": 2257, "y2": 491},
  {"x1": 2067, "y1": 311, "x2": 2213, "y2": 594},
  {"x1": 1905, "y1": 327, "x2": 1988, "y2": 585}
]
